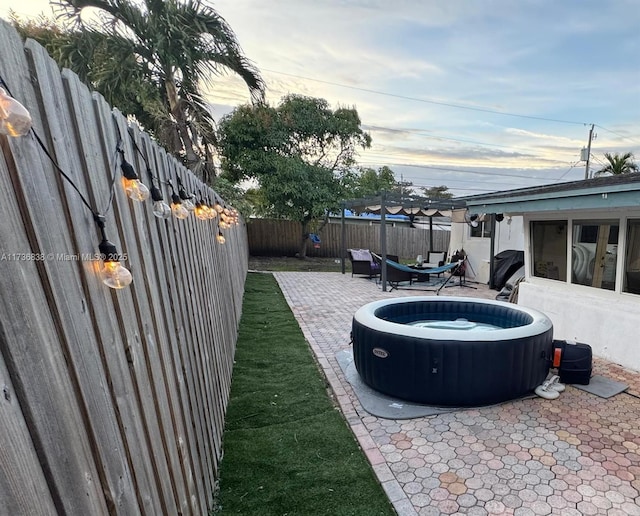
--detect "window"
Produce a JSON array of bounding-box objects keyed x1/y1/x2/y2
[
  {"x1": 625, "y1": 219, "x2": 640, "y2": 294},
  {"x1": 572, "y1": 220, "x2": 618, "y2": 291},
  {"x1": 470, "y1": 221, "x2": 492, "y2": 238},
  {"x1": 531, "y1": 221, "x2": 567, "y2": 281}
]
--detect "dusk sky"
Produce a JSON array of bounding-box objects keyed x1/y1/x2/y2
[{"x1": 2, "y1": 0, "x2": 639, "y2": 196}]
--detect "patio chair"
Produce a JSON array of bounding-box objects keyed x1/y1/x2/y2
[
  {"x1": 347, "y1": 249, "x2": 380, "y2": 278},
  {"x1": 422, "y1": 251, "x2": 447, "y2": 276}
]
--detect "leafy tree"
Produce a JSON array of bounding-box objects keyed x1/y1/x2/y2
[
  {"x1": 12, "y1": 0, "x2": 264, "y2": 183},
  {"x1": 347, "y1": 165, "x2": 399, "y2": 199},
  {"x1": 218, "y1": 94, "x2": 371, "y2": 257},
  {"x1": 422, "y1": 185, "x2": 454, "y2": 199},
  {"x1": 595, "y1": 152, "x2": 639, "y2": 176}
]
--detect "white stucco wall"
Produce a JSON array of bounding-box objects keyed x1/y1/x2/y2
[
  {"x1": 448, "y1": 216, "x2": 525, "y2": 284},
  {"x1": 518, "y1": 281, "x2": 640, "y2": 372}
]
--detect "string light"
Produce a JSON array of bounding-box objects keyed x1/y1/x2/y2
[
  {"x1": 127, "y1": 130, "x2": 170, "y2": 218},
  {"x1": 151, "y1": 186, "x2": 171, "y2": 219},
  {"x1": 119, "y1": 149, "x2": 150, "y2": 201},
  {"x1": 95, "y1": 215, "x2": 132, "y2": 289},
  {"x1": 176, "y1": 175, "x2": 195, "y2": 212},
  {"x1": 0, "y1": 87, "x2": 32, "y2": 136},
  {"x1": 9, "y1": 69, "x2": 131, "y2": 289},
  {"x1": 1, "y1": 73, "x2": 234, "y2": 289},
  {"x1": 166, "y1": 180, "x2": 190, "y2": 220},
  {"x1": 231, "y1": 208, "x2": 240, "y2": 225},
  {"x1": 206, "y1": 195, "x2": 218, "y2": 219},
  {"x1": 171, "y1": 193, "x2": 189, "y2": 220}
]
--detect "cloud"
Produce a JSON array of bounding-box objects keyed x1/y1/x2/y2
[{"x1": 198, "y1": 1, "x2": 640, "y2": 193}]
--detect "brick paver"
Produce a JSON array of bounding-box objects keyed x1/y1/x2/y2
[{"x1": 273, "y1": 272, "x2": 640, "y2": 515}]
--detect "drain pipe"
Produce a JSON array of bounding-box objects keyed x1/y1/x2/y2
[
  {"x1": 489, "y1": 213, "x2": 496, "y2": 289},
  {"x1": 381, "y1": 191, "x2": 387, "y2": 292}
]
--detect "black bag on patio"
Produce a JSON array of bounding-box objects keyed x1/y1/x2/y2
[{"x1": 552, "y1": 340, "x2": 592, "y2": 385}]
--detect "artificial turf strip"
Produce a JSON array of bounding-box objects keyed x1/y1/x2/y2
[{"x1": 216, "y1": 273, "x2": 395, "y2": 516}]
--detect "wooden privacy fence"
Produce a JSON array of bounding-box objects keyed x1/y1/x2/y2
[
  {"x1": 248, "y1": 218, "x2": 451, "y2": 259},
  {"x1": 0, "y1": 21, "x2": 247, "y2": 515}
]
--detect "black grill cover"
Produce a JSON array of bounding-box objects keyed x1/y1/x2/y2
[{"x1": 492, "y1": 250, "x2": 525, "y2": 290}]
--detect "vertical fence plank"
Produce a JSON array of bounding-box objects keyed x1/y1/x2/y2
[{"x1": 0, "y1": 349, "x2": 57, "y2": 516}]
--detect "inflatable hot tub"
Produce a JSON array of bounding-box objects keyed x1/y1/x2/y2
[{"x1": 352, "y1": 297, "x2": 553, "y2": 406}]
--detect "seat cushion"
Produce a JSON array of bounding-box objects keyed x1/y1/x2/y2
[
  {"x1": 349, "y1": 249, "x2": 373, "y2": 262},
  {"x1": 427, "y1": 251, "x2": 446, "y2": 264}
]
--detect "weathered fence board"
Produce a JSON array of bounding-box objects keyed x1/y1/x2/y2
[
  {"x1": 247, "y1": 218, "x2": 451, "y2": 259},
  {"x1": 0, "y1": 20, "x2": 246, "y2": 515},
  {"x1": 0, "y1": 345, "x2": 58, "y2": 516}
]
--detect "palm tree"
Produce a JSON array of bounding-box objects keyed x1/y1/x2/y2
[
  {"x1": 595, "y1": 152, "x2": 639, "y2": 176},
  {"x1": 54, "y1": 0, "x2": 265, "y2": 182}
]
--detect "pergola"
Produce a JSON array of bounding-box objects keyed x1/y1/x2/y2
[{"x1": 340, "y1": 193, "x2": 467, "y2": 291}]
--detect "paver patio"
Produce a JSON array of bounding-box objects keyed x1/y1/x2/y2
[{"x1": 272, "y1": 271, "x2": 640, "y2": 516}]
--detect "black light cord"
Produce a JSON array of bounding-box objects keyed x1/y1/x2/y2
[
  {"x1": 127, "y1": 128, "x2": 158, "y2": 187},
  {"x1": 1, "y1": 73, "x2": 121, "y2": 226}
]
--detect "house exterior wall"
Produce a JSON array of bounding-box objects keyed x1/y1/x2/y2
[
  {"x1": 518, "y1": 209, "x2": 640, "y2": 373},
  {"x1": 448, "y1": 216, "x2": 525, "y2": 284},
  {"x1": 518, "y1": 281, "x2": 640, "y2": 371}
]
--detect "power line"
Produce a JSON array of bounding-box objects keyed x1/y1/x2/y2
[
  {"x1": 555, "y1": 161, "x2": 582, "y2": 181},
  {"x1": 263, "y1": 67, "x2": 589, "y2": 126},
  {"x1": 407, "y1": 180, "x2": 533, "y2": 192},
  {"x1": 595, "y1": 124, "x2": 640, "y2": 146},
  {"x1": 357, "y1": 160, "x2": 571, "y2": 182},
  {"x1": 363, "y1": 124, "x2": 521, "y2": 151}
]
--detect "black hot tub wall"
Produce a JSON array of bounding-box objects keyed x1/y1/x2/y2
[{"x1": 352, "y1": 300, "x2": 553, "y2": 407}]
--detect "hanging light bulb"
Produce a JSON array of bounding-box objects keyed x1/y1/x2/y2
[
  {"x1": 216, "y1": 230, "x2": 226, "y2": 244},
  {"x1": 96, "y1": 218, "x2": 132, "y2": 289},
  {"x1": 194, "y1": 201, "x2": 210, "y2": 220},
  {"x1": 214, "y1": 202, "x2": 224, "y2": 214},
  {"x1": 150, "y1": 186, "x2": 171, "y2": 219},
  {"x1": 0, "y1": 87, "x2": 32, "y2": 136},
  {"x1": 182, "y1": 197, "x2": 195, "y2": 212},
  {"x1": 100, "y1": 259, "x2": 133, "y2": 289},
  {"x1": 120, "y1": 152, "x2": 150, "y2": 201},
  {"x1": 171, "y1": 192, "x2": 189, "y2": 219},
  {"x1": 177, "y1": 180, "x2": 196, "y2": 212}
]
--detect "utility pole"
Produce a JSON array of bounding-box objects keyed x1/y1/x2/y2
[{"x1": 584, "y1": 124, "x2": 594, "y2": 179}]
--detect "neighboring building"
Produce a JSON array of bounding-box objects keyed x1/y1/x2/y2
[
  {"x1": 328, "y1": 210, "x2": 413, "y2": 227},
  {"x1": 464, "y1": 174, "x2": 640, "y2": 372}
]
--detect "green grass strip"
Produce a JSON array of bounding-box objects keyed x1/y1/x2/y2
[{"x1": 216, "y1": 273, "x2": 394, "y2": 516}]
